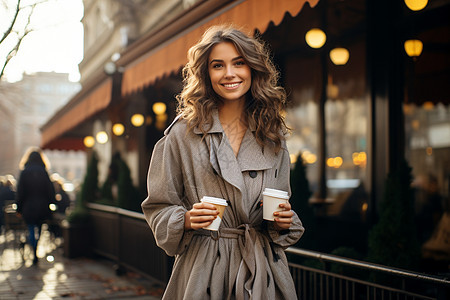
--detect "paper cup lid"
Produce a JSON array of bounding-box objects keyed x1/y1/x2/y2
[
  {"x1": 262, "y1": 188, "x2": 289, "y2": 199},
  {"x1": 201, "y1": 196, "x2": 228, "y2": 206}
]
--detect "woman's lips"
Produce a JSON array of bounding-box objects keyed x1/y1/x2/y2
[{"x1": 222, "y1": 82, "x2": 241, "y2": 89}]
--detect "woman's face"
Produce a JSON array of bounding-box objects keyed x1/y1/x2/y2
[{"x1": 208, "y1": 42, "x2": 251, "y2": 104}]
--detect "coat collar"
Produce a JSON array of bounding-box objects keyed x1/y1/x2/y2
[
  {"x1": 206, "y1": 109, "x2": 278, "y2": 179},
  {"x1": 192, "y1": 108, "x2": 260, "y2": 134},
  {"x1": 192, "y1": 109, "x2": 223, "y2": 135},
  {"x1": 163, "y1": 110, "x2": 224, "y2": 136}
]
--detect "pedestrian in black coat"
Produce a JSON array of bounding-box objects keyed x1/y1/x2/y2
[
  {"x1": 0, "y1": 176, "x2": 16, "y2": 231},
  {"x1": 16, "y1": 148, "x2": 55, "y2": 265}
]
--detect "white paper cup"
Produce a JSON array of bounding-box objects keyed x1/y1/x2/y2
[
  {"x1": 200, "y1": 196, "x2": 228, "y2": 231},
  {"x1": 262, "y1": 188, "x2": 289, "y2": 221}
]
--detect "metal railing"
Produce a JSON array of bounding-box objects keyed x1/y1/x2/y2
[
  {"x1": 286, "y1": 247, "x2": 450, "y2": 300},
  {"x1": 84, "y1": 203, "x2": 449, "y2": 299},
  {"x1": 87, "y1": 203, "x2": 173, "y2": 285}
]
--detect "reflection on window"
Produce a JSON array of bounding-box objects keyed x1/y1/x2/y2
[
  {"x1": 324, "y1": 97, "x2": 368, "y2": 222},
  {"x1": 405, "y1": 103, "x2": 449, "y2": 239},
  {"x1": 325, "y1": 98, "x2": 367, "y2": 199},
  {"x1": 286, "y1": 40, "x2": 368, "y2": 223}
]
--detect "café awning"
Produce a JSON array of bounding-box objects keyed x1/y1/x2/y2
[
  {"x1": 41, "y1": 77, "x2": 112, "y2": 150},
  {"x1": 121, "y1": 0, "x2": 319, "y2": 96}
]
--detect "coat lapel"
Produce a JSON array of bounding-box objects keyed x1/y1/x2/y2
[
  {"x1": 203, "y1": 110, "x2": 246, "y2": 194},
  {"x1": 196, "y1": 110, "x2": 279, "y2": 189},
  {"x1": 237, "y1": 128, "x2": 276, "y2": 172},
  {"x1": 193, "y1": 110, "x2": 280, "y2": 223}
]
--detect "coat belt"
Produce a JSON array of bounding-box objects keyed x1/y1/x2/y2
[{"x1": 193, "y1": 224, "x2": 274, "y2": 299}]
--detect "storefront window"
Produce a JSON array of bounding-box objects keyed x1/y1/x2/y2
[
  {"x1": 285, "y1": 37, "x2": 368, "y2": 223},
  {"x1": 324, "y1": 41, "x2": 368, "y2": 222},
  {"x1": 403, "y1": 15, "x2": 450, "y2": 252},
  {"x1": 274, "y1": 0, "x2": 368, "y2": 252},
  {"x1": 285, "y1": 56, "x2": 321, "y2": 194},
  {"x1": 404, "y1": 103, "x2": 450, "y2": 244}
]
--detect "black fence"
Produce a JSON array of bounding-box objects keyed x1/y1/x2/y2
[
  {"x1": 286, "y1": 247, "x2": 450, "y2": 300},
  {"x1": 86, "y1": 204, "x2": 449, "y2": 299},
  {"x1": 88, "y1": 203, "x2": 173, "y2": 285}
]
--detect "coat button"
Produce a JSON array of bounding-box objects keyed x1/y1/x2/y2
[{"x1": 249, "y1": 171, "x2": 257, "y2": 178}]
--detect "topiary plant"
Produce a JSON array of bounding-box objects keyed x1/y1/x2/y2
[
  {"x1": 367, "y1": 159, "x2": 421, "y2": 271},
  {"x1": 66, "y1": 151, "x2": 99, "y2": 224},
  {"x1": 290, "y1": 152, "x2": 315, "y2": 250},
  {"x1": 98, "y1": 152, "x2": 120, "y2": 206},
  {"x1": 117, "y1": 156, "x2": 141, "y2": 212},
  {"x1": 81, "y1": 151, "x2": 99, "y2": 204}
]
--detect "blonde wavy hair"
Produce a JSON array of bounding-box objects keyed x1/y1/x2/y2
[{"x1": 177, "y1": 25, "x2": 288, "y2": 152}]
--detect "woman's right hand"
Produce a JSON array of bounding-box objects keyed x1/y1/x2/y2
[{"x1": 185, "y1": 202, "x2": 219, "y2": 230}]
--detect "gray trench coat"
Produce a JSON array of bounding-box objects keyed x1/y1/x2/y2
[{"x1": 142, "y1": 110, "x2": 304, "y2": 300}]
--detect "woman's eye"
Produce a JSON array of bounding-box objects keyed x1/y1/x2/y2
[
  {"x1": 212, "y1": 63, "x2": 223, "y2": 69},
  {"x1": 235, "y1": 61, "x2": 245, "y2": 66}
]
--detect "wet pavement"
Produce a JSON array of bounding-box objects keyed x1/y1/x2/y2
[{"x1": 0, "y1": 227, "x2": 165, "y2": 299}]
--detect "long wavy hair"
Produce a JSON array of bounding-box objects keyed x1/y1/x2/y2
[
  {"x1": 177, "y1": 24, "x2": 288, "y2": 153},
  {"x1": 19, "y1": 147, "x2": 51, "y2": 170}
]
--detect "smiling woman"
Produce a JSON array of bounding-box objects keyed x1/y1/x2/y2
[
  {"x1": 0, "y1": 0, "x2": 84, "y2": 82},
  {"x1": 141, "y1": 25, "x2": 305, "y2": 299}
]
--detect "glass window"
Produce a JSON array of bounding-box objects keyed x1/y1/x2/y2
[
  {"x1": 324, "y1": 40, "x2": 368, "y2": 222},
  {"x1": 403, "y1": 14, "x2": 450, "y2": 248},
  {"x1": 285, "y1": 55, "x2": 321, "y2": 193}
]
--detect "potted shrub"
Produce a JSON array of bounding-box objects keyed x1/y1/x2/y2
[
  {"x1": 367, "y1": 159, "x2": 421, "y2": 285},
  {"x1": 62, "y1": 152, "x2": 99, "y2": 258}
]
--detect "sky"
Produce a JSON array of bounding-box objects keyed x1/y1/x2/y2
[{"x1": 0, "y1": 0, "x2": 84, "y2": 82}]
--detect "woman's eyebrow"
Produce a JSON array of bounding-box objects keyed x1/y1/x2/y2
[
  {"x1": 209, "y1": 59, "x2": 223, "y2": 64},
  {"x1": 209, "y1": 56, "x2": 244, "y2": 64}
]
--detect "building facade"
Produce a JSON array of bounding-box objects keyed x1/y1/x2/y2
[{"x1": 0, "y1": 72, "x2": 82, "y2": 185}]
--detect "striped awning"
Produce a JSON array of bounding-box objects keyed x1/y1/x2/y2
[{"x1": 40, "y1": 78, "x2": 112, "y2": 149}]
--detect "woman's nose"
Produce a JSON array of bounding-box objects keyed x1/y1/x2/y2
[{"x1": 225, "y1": 65, "x2": 235, "y2": 78}]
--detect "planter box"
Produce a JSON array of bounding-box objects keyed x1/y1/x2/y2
[{"x1": 61, "y1": 220, "x2": 93, "y2": 258}]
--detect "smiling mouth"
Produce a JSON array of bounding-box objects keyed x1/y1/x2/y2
[{"x1": 222, "y1": 82, "x2": 240, "y2": 88}]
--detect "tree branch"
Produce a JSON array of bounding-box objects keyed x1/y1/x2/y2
[{"x1": 0, "y1": 0, "x2": 21, "y2": 44}]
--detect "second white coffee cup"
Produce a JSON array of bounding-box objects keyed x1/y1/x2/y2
[
  {"x1": 200, "y1": 196, "x2": 228, "y2": 231},
  {"x1": 262, "y1": 188, "x2": 289, "y2": 221}
]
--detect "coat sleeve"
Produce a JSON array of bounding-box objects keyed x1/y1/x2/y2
[
  {"x1": 141, "y1": 129, "x2": 195, "y2": 256},
  {"x1": 266, "y1": 144, "x2": 305, "y2": 248}
]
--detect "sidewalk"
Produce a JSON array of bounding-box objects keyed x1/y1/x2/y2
[{"x1": 0, "y1": 227, "x2": 164, "y2": 299}]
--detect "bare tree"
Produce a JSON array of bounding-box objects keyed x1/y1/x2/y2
[
  {"x1": 0, "y1": 0, "x2": 49, "y2": 81},
  {"x1": 0, "y1": 0, "x2": 49, "y2": 115}
]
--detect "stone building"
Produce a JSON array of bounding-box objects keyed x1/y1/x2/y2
[{"x1": 0, "y1": 72, "x2": 81, "y2": 185}]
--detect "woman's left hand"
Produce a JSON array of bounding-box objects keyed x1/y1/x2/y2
[{"x1": 273, "y1": 202, "x2": 294, "y2": 230}]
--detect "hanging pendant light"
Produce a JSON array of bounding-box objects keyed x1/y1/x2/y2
[
  {"x1": 112, "y1": 123, "x2": 125, "y2": 136},
  {"x1": 131, "y1": 114, "x2": 145, "y2": 127},
  {"x1": 404, "y1": 39, "x2": 423, "y2": 58},
  {"x1": 83, "y1": 136, "x2": 95, "y2": 148},
  {"x1": 329, "y1": 48, "x2": 350, "y2": 65},
  {"x1": 305, "y1": 28, "x2": 326, "y2": 49},
  {"x1": 404, "y1": 0, "x2": 428, "y2": 11},
  {"x1": 152, "y1": 102, "x2": 167, "y2": 115},
  {"x1": 96, "y1": 131, "x2": 109, "y2": 144}
]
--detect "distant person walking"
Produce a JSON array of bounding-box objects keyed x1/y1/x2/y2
[
  {"x1": 0, "y1": 175, "x2": 16, "y2": 233},
  {"x1": 16, "y1": 148, "x2": 55, "y2": 265}
]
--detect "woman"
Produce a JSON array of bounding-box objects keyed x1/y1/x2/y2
[
  {"x1": 16, "y1": 148, "x2": 55, "y2": 265},
  {"x1": 141, "y1": 25, "x2": 304, "y2": 299}
]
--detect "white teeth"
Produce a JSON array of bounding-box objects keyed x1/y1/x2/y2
[{"x1": 223, "y1": 83, "x2": 239, "y2": 88}]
